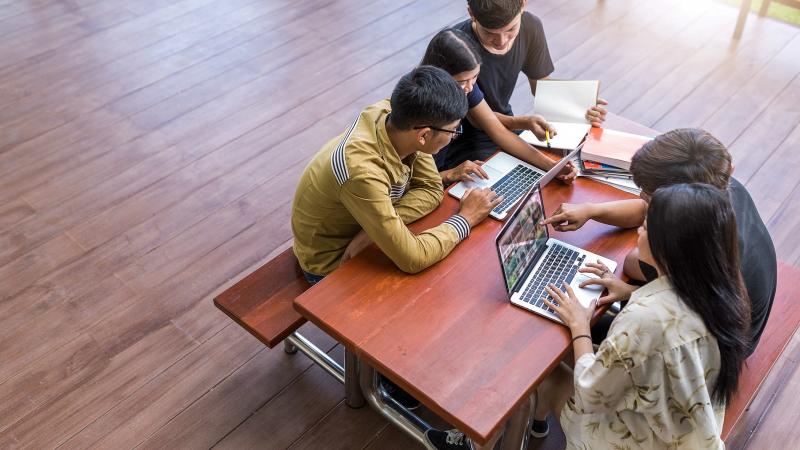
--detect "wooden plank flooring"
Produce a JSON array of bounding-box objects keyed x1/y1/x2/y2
[{"x1": 1, "y1": 0, "x2": 798, "y2": 448}]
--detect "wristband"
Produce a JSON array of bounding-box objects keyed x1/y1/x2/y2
[{"x1": 571, "y1": 334, "x2": 591, "y2": 343}]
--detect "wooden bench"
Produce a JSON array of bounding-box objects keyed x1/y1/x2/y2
[
  {"x1": 213, "y1": 247, "x2": 309, "y2": 349},
  {"x1": 722, "y1": 261, "x2": 800, "y2": 447},
  {"x1": 214, "y1": 246, "x2": 356, "y2": 399}
]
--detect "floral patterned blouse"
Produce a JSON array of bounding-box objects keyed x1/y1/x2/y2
[{"x1": 561, "y1": 276, "x2": 725, "y2": 449}]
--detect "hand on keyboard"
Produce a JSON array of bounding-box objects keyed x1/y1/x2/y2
[
  {"x1": 442, "y1": 160, "x2": 488, "y2": 185},
  {"x1": 543, "y1": 282, "x2": 596, "y2": 332},
  {"x1": 459, "y1": 187, "x2": 504, "y2": 228},
  {"x1": 577, "y1": 260, "x2": 637, "y2": 305}
]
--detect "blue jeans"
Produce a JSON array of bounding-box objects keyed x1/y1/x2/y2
[{"x1": 302, "y1": 270, "x2": 325, "y2": 286}]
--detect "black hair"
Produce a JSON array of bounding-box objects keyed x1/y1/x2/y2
[
  {"x1": 389, "y1": 65, "x2": 468, "y2": 131},
  {"x1": 630, "y1": 128, "x2": 732, "y2": 195},
  {"x1": 468, "y1": 0, "x2": 524, "y2": 29},
  {"x1": 647, "y1": 183, "x2": 750, "y2": 405},
  {"x1": 421, "y1": 28, "x2": 482, "y2": 75}
]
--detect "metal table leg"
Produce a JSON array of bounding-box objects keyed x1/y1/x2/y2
[
  {"x1": 498, "y1": 396, "x2": 533, "y2": 450},
  {"x1": 358, "y1": 359, "x2": 434, "y2": 449},
  {"x1": 345, "y1": 349, "x2": 365, "y2": 408}
]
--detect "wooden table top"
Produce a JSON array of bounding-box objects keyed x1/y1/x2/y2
[{"x1": 294, "y1": 115, "x2": 655, "y2": 444}]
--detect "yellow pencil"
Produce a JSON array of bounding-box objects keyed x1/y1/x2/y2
[{"x1": 545, "y1": 130, "x2": 551, "y2": 148}]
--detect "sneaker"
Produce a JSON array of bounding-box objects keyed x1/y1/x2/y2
[
  {"x1": 530, "y1": 418, "x2": 549, "y2": 438},
  {"x1": 424, "y1": 429, "x2": 474, "y2": 450},
  {"x1": 379, "y1": 376, "x2": 421, "y2": 410}
]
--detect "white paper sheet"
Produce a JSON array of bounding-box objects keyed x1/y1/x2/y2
[
  {"x1": 520, "y1": 122, "x2": 591, "y2": 150},
  {"x1": 533, "y1": 80, "x2": 599, "y2": 124}
]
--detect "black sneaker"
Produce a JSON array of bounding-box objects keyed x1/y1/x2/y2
[
  {"x1": 530, "y1": 418, "x2": 549, "y2": 438},
  {"x1": 379, "y1": 376, "x2": 421, "y2": 410},
  {"x1": 424, "y1": 429, "x2": 474, "y2": 450}
]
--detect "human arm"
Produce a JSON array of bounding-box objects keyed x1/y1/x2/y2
[
  {"x1": 470, "y1": 102, "x2": 577, "y2": 184},
  {"x1": 340, "y1": 175, "x2": 500, "y2": 273},
  {"x1": 541, "y1": 199, "x2": 647, "y2": 232},
  {"x1": 543, "y1": 283, "x2": 635, "y2": 413},
  {"x1": 392, "y1": 153, "x2": 445, "y2": 224}
]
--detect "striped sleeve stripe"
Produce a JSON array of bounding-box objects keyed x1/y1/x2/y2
[
  {"x1": 443, "y1": 215, "x2": 471, "y2": 241},
  {"x1": 331, "y1": 118, "x2": 359, "y2": 186}
]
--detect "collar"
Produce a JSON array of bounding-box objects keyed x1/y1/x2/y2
[
  {"x1": 630, "y1": 275, "x2": 672, "y2": 302},
  {"x1": 376, "y1": 110, "x2": 414, "y2": 183}
]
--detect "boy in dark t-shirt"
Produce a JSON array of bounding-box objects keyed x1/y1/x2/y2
[
  {"x1": 542, "y1": 128, "x2": 778, "y2": 356},
  {"x1": 442, "y1": 0, "x2": 608, "y2": 169}
]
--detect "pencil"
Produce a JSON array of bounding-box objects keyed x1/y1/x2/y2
[{"x1": 545, "y1": 130, "x2": 551, "y2": 148}]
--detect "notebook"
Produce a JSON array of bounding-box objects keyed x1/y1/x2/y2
[
  {"x1": 520, "y1": 80, "x2": 600, "y2": 151},
  {"x1": 580, "y1": 127, "x2": 653, "y2": 171}
]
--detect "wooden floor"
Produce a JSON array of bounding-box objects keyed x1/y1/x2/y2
[{"x1": 1, "y1": 0, "x2": 799, "y2": 448}]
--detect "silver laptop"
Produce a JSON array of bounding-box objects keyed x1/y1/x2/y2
[
  {"x1": 448, "y1": 144, "x2": 582, "y2": 220},
  {"x1": 495, "y1": 184, "x2": 617, "y2": 324}
]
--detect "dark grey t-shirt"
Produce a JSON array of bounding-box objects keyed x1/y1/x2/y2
[
  {"x1": 453, "y1": 12, "x2": 554, "y2": 116},
  {"x1": 729, "y1": 177, "x2": 777, "y2": 354}
]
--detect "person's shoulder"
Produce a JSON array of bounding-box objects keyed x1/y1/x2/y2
[
  {"x1": 330, "y1": 101, "x2": 388, "y2": 186},
  {"x1": 452, "y1": 17, "x2": 472, "y2": 33},
  {"x1": 521, "y1": 11, "x2": 545, "y2": 32},
  {"x1": 467, "y1": 84, "x2": 484, "y2": 108}
]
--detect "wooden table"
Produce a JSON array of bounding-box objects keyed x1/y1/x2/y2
[{"x1": 294, "y1": 115, "x2": 655, "y2": 447}]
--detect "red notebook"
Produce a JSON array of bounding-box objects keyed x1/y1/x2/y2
[{"x1": 581, "y1": 128, "x2": 653, "y2": 170}]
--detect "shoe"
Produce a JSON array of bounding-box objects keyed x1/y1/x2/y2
[
  {"x1": 424, "y1": 429, "x2": 474, "y2": 450},
  {"x1": 379, "y1": 376, "x2": 421, "y2": 410},
  {"x1": 530, "y1": 418, "x2": 549, "y2": 438}
]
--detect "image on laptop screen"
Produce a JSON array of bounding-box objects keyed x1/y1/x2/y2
[{"x1": 497, "y1": 188, "x2": 549, "y2": 292}]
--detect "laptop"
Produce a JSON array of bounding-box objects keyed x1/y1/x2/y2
[
  {"x1": 448, "y1": 144, "x2": 582, "y2": 220},
  {"x1": 494, "y1": 184, "x2": 618, "y2": 324}
]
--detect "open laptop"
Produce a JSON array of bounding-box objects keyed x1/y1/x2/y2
[
  {"x1": 495, "y1": 184, "x2": 617, "y2": 324},
  {"x1": 448, "y1": 144, "x2": 582, "y2": 220}
]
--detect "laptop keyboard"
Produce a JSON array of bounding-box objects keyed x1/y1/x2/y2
[
  {"x1": 491, "y1": 165, "x2": 543, "y2": 215},
  {"x1": 520, "y1": 244, "x2": 586, "y2": 313}
]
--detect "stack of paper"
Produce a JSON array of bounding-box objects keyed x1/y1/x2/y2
[
  {"x1": 580, "y1": 128, "x2": 653, "y2": 171},
  {"x1": 578, "y1": 127, "x2": 654, "y2": 196}
]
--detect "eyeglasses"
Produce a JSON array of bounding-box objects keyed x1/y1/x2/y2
[{"x1": 414, "y1": 124, "x2": 463, "y2": 141}]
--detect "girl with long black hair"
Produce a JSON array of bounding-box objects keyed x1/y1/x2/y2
[
  {"x1": 536, "y1": 183, "x2": 750, "y2": 448},
  {"x1": 420, "y1": 29, "x2": 577, "y2": 185}
]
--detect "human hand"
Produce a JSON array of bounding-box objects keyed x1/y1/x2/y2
[
  {"x1": 446, "y1": 160, "x2": 489, "y2": 184},
  {"x1": 543, "y1": 282, "x2": 596, "y2": 333},
  {"x1": 458, "y1": 187, "x2": 503, "y2": 227},
  {"x1": 578, "y1": 260, "x2": 637, "y2": 305},
  {"x1": 586, "y1": 98, "x2": 608, "y2": 127},
  {"x1": 540, "y1": 202, "x2": 594, "y2": 231},
  {"x1": 524, "y1": 114, "x2": 557, "y2": 141},
  {"x1": 555, "y1": 161, "x2": 579, "y2": 185},
  {"x1": 340, "y1": 230, "x2": 373, "y2": 266}
]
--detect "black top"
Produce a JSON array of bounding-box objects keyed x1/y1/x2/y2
[
  {"x1": 729, "y1": 177, "x2": 777, "y2": 355},
  {"x1": 434, "y1": 84, "x2": 486, "y2": 170},
  {"x1": 640, "y1": 178, "x2": 778, "y2": 355},
  {"x1": 453, "y1": 12, "x2": 554, "y2": 117}
]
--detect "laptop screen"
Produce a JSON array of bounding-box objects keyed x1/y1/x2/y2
[{"x1": 496, "y1": 186, "x2": 549, "y2": 292}]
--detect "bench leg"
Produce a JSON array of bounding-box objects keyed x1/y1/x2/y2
[
  {"x1": 283, "y1": 339, "x2": 298, "y2": 354},
  {"x1": 345, "y1": 349, "x2": 365, "y2": 408},
  {"x1": 498, "y1": 396, "x2": 533, "y2": 450},
  {"x1": 285, "y1": 332, "x2": 345, "y2": 384}
]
